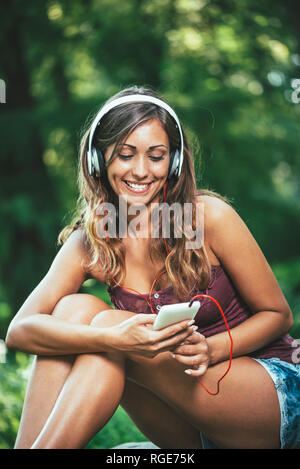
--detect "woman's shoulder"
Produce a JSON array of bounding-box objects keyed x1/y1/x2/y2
[
  {"x1": 63, "y1": 228, "x2": 90, "y2": 253},
  {"x1": 195, "y1": 192, "x2": 235, "y2": 235},
  {"x1": 60, "y1": 229, "x2": 93, "y2": 275},
  {"x1": 67, "y1": 229, "x2": 108, "y2": 283}
]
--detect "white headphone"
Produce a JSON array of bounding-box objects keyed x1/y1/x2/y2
[{"x1": 87, "y1": 94, "x2": 184, "y2": 179}]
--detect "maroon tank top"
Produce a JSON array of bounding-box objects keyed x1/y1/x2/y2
[{"x1": 107, "y1": 264, "x2": 298, "y2": 363}]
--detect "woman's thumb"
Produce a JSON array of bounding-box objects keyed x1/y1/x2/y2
[{"x1": 135, "y1": 313, "x2": 156, "y2": 324}]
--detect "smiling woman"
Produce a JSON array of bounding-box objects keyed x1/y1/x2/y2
[
  {"x1": 6, "y1": 86, "x2": 300, "y2": 449},
  {"x1": 65, "y1": 87, "x2": 215, "y2": 300},
  {"x1": 105, "y1": 120, "x2": 170, "y2": 201},
  {"x1": 117, "y1": 142, "x2": 169, "y2": 193}
]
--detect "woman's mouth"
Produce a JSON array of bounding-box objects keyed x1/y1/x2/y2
[{"x1": 122, "y1": 180, "x2": 153, "y2": 194}]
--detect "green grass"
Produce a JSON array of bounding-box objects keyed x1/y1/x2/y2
[{"x1": 86, "y1": 407, "x2": 148, "y2": 449}]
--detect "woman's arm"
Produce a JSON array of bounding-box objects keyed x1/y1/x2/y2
[
  {"x1": 5, "y1": 230, "x2": 194, "y2": 357},
  {"x1": 204, "y1": 196, "x2": 293, "y2": 365},
  {"x1": 5, "y1": 230, "x2": 110, "y2": 355},
  {"x1": 6, "y1": 314, "x2": 114, "y2": 356},
  {"x1": 172, "y1": 197, "x2": 294, "y2": 374},
  {"x1": 207, "y1": 310, "x2": 292, "y2": 366}
]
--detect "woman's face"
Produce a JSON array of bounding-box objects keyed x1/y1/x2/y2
[{"x1": 105, "y1": 118, "x2": 170, "y2": 206}]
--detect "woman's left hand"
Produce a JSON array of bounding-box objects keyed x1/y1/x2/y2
[{"x1": 171, "y1": 331, "x2": 210, "y2": 377}]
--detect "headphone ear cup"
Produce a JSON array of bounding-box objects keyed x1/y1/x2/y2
[
  {"x1": 87, "y1": 148, "x2": 93, "y2": 176},
  {"x1": 168, "y1": 149, "x2": 180, "y2": 179},
  {"x1": 90, "y1": 147, "x2": 105, "y2": 177}
]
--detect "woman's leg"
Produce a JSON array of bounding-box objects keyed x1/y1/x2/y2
[
  {"x1": 31, "y1": 340, "x2": 126, "y2": 449},
  {"x1": 120, "y1": 380, "x2": 202, "y2": 449},
  {"x1": 17, "y1": 300, "x2": 281, "y2": 449},
  {"x1": 126, "y1": 352, "x2": 281, "y2": 449},
  {"x1": 27, "y1": 308, "x2": 204, "y2": 449},
  {"x1": 16, "y1": 298, "x2": 204, "y2": 449},
  {"x1": 15, "y1": 294, "x2": 113, "y2": 449}
]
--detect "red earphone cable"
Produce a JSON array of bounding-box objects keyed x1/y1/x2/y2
[
  {"x1": 163, "y1": 181, "x2": 169, "y2": 255},
  {"x1": 98, "y1": 177, "x2": 233, "y2": 395},
  {"x1": 189, "y1": 293, "x2": 233, "y2": 395},
  {"x1": 98, "y1": 177, "x2": 166, "y2": 313}
]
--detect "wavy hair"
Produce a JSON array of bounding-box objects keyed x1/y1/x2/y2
[{"x1": 58, "y1": 86, "x2": 231, "y2": 301}]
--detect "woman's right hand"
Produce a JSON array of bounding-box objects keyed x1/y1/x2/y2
[{"x1": 107, "y1": 314, "x2": 197, "y2": 358}]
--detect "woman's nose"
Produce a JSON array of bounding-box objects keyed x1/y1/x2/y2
[{"x1": 131, "y1": 155, "x2": 148, "y2": 179}]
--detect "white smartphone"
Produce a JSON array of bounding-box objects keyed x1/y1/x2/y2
[{"x1": 152, "y1": 301, "x2": 201, "y2": 331}]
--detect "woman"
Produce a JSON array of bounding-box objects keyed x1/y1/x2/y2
[{"x1": 6, "y1": 86, "x2": 300, "y2": 449}]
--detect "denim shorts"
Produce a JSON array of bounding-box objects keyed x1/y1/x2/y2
[{"x1": 201, "y1": 358, "x2": 300, "y2": 449}]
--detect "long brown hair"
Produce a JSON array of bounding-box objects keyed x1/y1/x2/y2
[{"x1": 58, "y1": 86, "x2": 231, "y2": 301}]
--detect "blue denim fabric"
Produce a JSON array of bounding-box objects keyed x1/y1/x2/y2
[
  {"x1": 200, "y1": 358, "x2": 300, "y2": 449},
  {"x1": 253, "y1": 358, "x2": 300, "y2": 449}
]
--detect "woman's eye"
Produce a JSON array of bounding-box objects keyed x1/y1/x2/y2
[
  {"x1": 149, "y1": 156, "x2": 164, "y2": 161},
  {"x1": 118, "y1": 154, "x2": 134, "y2": 160},
  {"x1": 118, "y1": 154, "x2": 165, "y2": 161}
]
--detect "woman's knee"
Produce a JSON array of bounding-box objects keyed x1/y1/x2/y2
[
  {"x1": 52, "y1": 293, "x2": 112, "y2": 325},
  {"x1": 90, "y1": 309, "x2": 135, "y2": 328}
]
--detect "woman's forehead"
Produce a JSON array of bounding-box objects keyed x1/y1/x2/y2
[{"x1": 122, "y1": 119, "x2": 169, "y2": 145}]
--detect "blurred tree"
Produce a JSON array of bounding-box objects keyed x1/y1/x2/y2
[{"x1": 0, "y1": 2, "x2": 63, "y2": 337}]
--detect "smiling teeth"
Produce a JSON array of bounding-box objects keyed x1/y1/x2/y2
[{"x1": 126, "y1": 181, "x2": 150, "y2": 190}]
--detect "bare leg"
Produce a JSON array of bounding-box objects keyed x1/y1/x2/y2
[
  {"x1": 31, "y1": 347, "x2": 125, "y2": 449},
  {"x1": 17, "y1": 301, "x2": 281, "y2": 449},
  {"x1": 126, "y1": 352, "x2": 281, "y2": 449},
  {"x1": 27, "y1": 308, "x2": 203, "y2": 449},
  {"x1": 15, "y1": 294, "x2": 112, "y2": 449},
  {"x1": 32, "y1": 350, "x2": 203, "y2": 450},
  {"x1": 16, "y1": 296, "x2": 204, "y2": 450},
  {"x1": 120, "y1": 380, "x2": 202, "y2": 449}
]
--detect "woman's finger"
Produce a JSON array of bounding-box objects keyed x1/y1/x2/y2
[
  {"x1": 177, "y1": 331, "x2": 205, "y2": 345},
  {"x1": 134, "y1": 314, "x2": 157, "y2": 325},
  {"x1": 153, "y1": 326, "x2": 197, "y2": 351},
  {"x1": 154, "y1": 319, "x2": 196, "y2": 340},
  {"x1": 173, "y1": 333, "x2": 208, "y2": 355},
  {"x1": 184, "y1": 364, "x2": 208, "y2": 377},
  {"x1": 171, "y1": 352, "x2": 207, "y2": 367},
  {"x1": 173, "y1": 344, "x2": 202, "y2": 356}
]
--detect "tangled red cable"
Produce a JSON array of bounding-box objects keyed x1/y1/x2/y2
[{"x1": 98, "y1": 177, "x2": 233, "y2": 395}]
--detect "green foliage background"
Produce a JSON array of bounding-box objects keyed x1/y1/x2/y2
[{"x1": 0, "y1": 0, "x2": 300, "y2": 449}]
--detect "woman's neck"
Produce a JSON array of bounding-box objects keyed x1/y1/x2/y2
[{"x1": 126, "y1": 200, "x2": 159, "y2": 239}]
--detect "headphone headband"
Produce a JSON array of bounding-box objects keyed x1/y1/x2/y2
[{"x1": 87, "y1": 94, "x2": 184, "y2": 178}]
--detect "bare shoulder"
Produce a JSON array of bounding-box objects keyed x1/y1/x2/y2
[
  {"x1": 196, "y1": 193, "x2": 292, "y2": 317},
  {"x1": 195, "y1": 193, "x2": 235, "y2": 238},
  {"x1": 9, "y1": 229, "x2": 97, "y2": 323},
  {"x1": 64, "y1": 229, "x2": 107, "y2": 283},
  {"x1": 195, "y1": 193, "x2": 252, "y2": 257},
  {"x1": 59, "y1": 229, "x2": 91, "y2": 272}
]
